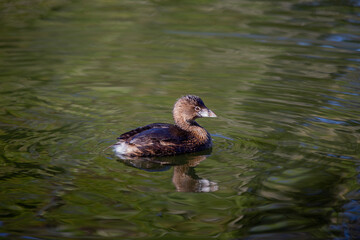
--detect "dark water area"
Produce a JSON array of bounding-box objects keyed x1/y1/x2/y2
[{"x1": 0, "y1": 0, "x2": 360, "y2": 239}]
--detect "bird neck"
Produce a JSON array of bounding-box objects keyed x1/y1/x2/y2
[{"x1": 174, "y1": 116, "x2": 209, "y2": 144}]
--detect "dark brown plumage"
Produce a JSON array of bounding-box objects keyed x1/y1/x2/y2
[{"x1": 113, "y1": 95, "x2": 217, "y2": 157}]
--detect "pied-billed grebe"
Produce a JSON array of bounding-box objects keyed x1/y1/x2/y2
[{"x1": 113, "y1": 95, "x2": 217, "y2": 157}]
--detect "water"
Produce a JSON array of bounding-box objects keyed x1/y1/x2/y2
[{"x1": 0, "y1": 0, "x2": 359, "y2": 239}]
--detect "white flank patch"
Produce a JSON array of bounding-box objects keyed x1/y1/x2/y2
[{"x1": 113, "y1": 142, "x2": 128, "y2": 155}]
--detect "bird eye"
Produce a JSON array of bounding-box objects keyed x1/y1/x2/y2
[{"x1": 195, "y1": 106, "x2": 201, "y2": 112}]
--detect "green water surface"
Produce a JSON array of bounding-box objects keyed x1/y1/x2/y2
[{"x1": 0, "y1": 0, "x2": 360, "y2": 239}]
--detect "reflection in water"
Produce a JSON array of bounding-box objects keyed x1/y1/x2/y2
[
  {"x1": 115, "y1": 151, "x2": 218, "y2": 193},
  {"x1": 172, "y1": 156, "x2": 218, "y2": 193}
]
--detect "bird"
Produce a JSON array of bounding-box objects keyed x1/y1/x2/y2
[{"x1": 113, "y1": 95, "x2": 217, "y2": 157}]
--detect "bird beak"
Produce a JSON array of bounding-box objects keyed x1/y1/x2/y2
[{"x1": 199, "y1": 108, "x2": 217, "y2": 118}]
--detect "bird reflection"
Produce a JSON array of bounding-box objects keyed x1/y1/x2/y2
[{"x1": 115, "y1": 150, "x2": 218, "y2": 192}]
